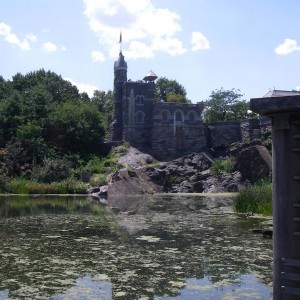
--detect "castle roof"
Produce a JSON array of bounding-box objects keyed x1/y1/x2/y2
[
  {"x1": 143, "y1": 70, "x2": 158, "y2": 82},
  {"x1": 114, "y1": 51, "x2": 127, "y2": 69},
  {"x1": 263, "y1": 89, "x2": 300, "y2": 98}
]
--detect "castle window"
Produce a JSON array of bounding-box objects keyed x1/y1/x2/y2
[
  {"x1": 175, "y1": 110, "x2": 183, "y2": 122},
  {"x1": 135, "y1": 111, "x2": 145, "y2": 124},
  {"x1": 189, "y1": 111, "x2": 196, "y2": 123},
  {"x1": 136, "y1": 95, "x2": 144, "y2": 105}
]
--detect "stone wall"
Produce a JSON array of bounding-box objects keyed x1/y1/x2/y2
[
  {"x1": 206, "y1": 121, "x2": 241, "y2": 148},
  {"x1": 151, "y1": 102, "x2": 206, "y2": 159},
  {"x1": 240, "y1": 118, "x2": 260, "y2": 141},
  {"x1": 122, "y1": 81, "x2": 155, "y2": 148},
  {"x1": 123, "y1": 125, "x2": 153, "y2": 148}
]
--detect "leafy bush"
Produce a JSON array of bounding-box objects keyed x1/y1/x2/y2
[
  {"x1": 83, "y1": 153, "x2": 122, "y2": 176},
  {"x1": 111, "y1": 141, "x2": 130, "y2": 155},
  {"x1": 31, "y1": 158, "x2": 71, "y2": 183},
  {"x1": 210, "y1": 157, "x2": 234, "y2": 175},
  {"x1": 5, "y1": 178, "x2": 31, "y2": 194},
  {"x1": 83, "y1": 155, "x2": 106, "y2": 174},
  {"x1": 233, "y1": 179, "x2": 272, "y2": 216},
  {"x1": 89, "y1": 174, "x2": 107, "y2": 187}
]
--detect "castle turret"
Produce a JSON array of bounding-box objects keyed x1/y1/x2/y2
[
  {"x1": 143, "y1": 70, "x2": 158, "y2": 83},
  {"x1": 110, "y1": 51, "x2": 127, "y2": 141}
]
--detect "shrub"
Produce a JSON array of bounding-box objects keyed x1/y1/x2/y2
[
  {"x1": 5, "y1": 178, "x2": 31, "y2": 194},
  {"x1": 31, "y1": 158, "x2": 71, "y2": 183},
  {"x1": 233, "y1": 179, "x2": 272, "y2": 216},
  {"x1": 111, "y1": 141, "x2": 130, "y2": 155},
  {"x1": 83, "y1": 155, "x2": 106, "y2": 174},
  {"x1": 89, "y1": 174, "x2": 107, "y2": 187},
  {"x1": 210, "y1": 157, "x2": 234, "y2": 175},
  {"x1": 83, "y1": 153, "x2": 122, "y2": 176}
]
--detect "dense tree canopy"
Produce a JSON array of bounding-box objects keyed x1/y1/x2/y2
[
  {"x1": 202, "y1": 88, "x2": 249, "y2": 123},
  {"x1": 0, "y1": 69, "x2": 108, "y2": 179},
  {"x1": 155, "y1": 77, "x2": 190, "y2": 103},
  {"x1": 91, "y1": 89, "x2": 113, "y2": 135}
]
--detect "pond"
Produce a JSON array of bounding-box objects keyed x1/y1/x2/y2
[{"x1": 0, "y1": 194, "x2": 272, "y2": 299}]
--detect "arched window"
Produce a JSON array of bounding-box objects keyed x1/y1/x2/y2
[
  {"x1": 136, "y1": 95, "x2": 144, "y2": 105},
  {"x1": 175, "y1": 110, "x2": 183, "y2": 122},
  {"x1": 135, "y1": 111, "x2": 145, "y2": 124}
]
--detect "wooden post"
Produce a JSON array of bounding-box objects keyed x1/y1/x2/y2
[{"x1": 250, "y1": 96, "x2": 300, "y2": 300}]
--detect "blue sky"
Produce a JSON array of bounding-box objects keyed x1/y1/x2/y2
[{"x1": 1, "y1": 0, "x2": 300, "y2": 103}]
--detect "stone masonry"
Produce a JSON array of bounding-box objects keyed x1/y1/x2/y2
[
  {"x1": 110, "y1": 51, "x2": 207, "y2": 159},
  {"x1": 110, "y1": 51, "x2": 273, "y2": 159}
]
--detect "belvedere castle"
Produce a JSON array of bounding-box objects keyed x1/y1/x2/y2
[{"x1": 109, "y1": 51, "x2": 292, "y2": 159}]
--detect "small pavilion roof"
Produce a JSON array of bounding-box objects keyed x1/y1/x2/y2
[{"x1": 143, "y1": 70, "x2": 158, "y2": 82}]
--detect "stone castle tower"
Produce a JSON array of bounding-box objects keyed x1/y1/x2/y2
[
  {"x1": 110, "y1": 51, "x2": 207, "y2": 159},
  {"x1": 110, "y1": 51, "x2": 127, "y2": 141}
]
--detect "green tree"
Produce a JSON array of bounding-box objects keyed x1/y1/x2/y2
[
  {"x1": 203, "y1": 88, "x2": 249, "y2": 123},
  {"x1": 48, "y1": 100, "x2": 105, "y2": 155},
  {"x1": 155, "y1": 77, "x2": 189, "y2": 103},
  {"x1": 12, "y1": 70, "x2": 79, "y2": 103},
  {"x1": 91, "y1": 90, "x2": 113, "y2": 134}
]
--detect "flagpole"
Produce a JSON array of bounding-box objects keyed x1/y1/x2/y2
[{"x1": 119, "y1": 30, "x2": 122, "y2": 52}]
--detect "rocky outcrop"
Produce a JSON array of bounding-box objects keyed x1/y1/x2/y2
[
  {"x1": 117, "y1": 147, "x2": 158, "y2": 169},
  {"x1": 235, "y1": 145, "x2": 272, "y2": 184},
  {"x1": 106, "y1": 167, "x2": 163, "y2": 197},
  {"x1": 89, "y1": 144, "x2": 272, "y2": 199}
]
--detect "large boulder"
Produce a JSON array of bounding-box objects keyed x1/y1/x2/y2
[
  {"x1": 107, "y1": 168, "x2": 163, "y2": 197},
  {"x1": 235, "y1": 145, "x2": 272, "y2": 184}
]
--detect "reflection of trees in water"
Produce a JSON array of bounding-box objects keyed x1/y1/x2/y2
[
  {"x1": 0, "y1": 195, "x2": 272, "y2": 299},
  {"x1": 0, "y1": 196, "x2": 105, "y2": 218}
]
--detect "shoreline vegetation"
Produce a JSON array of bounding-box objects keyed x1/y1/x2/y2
[
  {"x1": 0, "y1": 177, "x2": 88, "y2": 195},
  {"x1": 233, "y1": 179, "x2": 272, "y2": 216},
  {"x1": 0, "y1": 176, "x2": 273, "y2": 216}
]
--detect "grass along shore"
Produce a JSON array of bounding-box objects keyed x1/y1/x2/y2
[
  {"x1": 0, "y1": 178, "x2": 88, "y2": 195},
  {"x1": 233, "y1": 179, "x2": 272, "y2": 216}
]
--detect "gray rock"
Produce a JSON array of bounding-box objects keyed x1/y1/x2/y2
[
  {"x1": 88, "y1": 186, "x2": 100, "y2": 194},
  {"x1": 99, "y1": 185, "x2": 108, "y2": 198},
  {"x1": 235, "y1": 145, "x2": 272, "y2": 184}
]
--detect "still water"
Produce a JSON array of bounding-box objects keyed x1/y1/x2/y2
[{"x1": 0, "y1": 194, "x2": 272, "y2": 300}]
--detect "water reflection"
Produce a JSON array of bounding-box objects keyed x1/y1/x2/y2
[{"x1": 0, "y1": 194, "x2": 272, "y2": 299}]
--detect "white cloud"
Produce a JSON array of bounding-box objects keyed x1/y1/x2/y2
[
  {"x1": 124, "y1": 41, "x2": 154, "y2": 59},
  {"x1": 65, "y1": 77, "x2": 99, "y2": 97},
  {"x1": 26, "y1": 33, "x2": 37, "y2": 42},
  {"x1": 191, "y1": 32, "x2": 210, "y2": 51},
  {"x1": 43, "y1": 42, "x2": 58, "y2": 52},
  {"x1": 43, "y1": 42, "x2": 67, "y2": 52},
  {"x1": 152, "y1": 37, "x2": 187, "y2": 56},
  {"x1": 91, "y1": 50, "x2": 105, "y2": 62},
  {"x1": 0, "y1": 22, "x2": 36, "y2": 50},
  {"x1": 83, "y1": 0, "x2": 188, "y2": 59},
  {"x1": 275, "y1": 38, "x2": 300, "y2": 55}
]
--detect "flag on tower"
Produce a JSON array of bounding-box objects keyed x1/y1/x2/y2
[{"x1": 119, "y1": 31, "x2": 122, "y2": 43}]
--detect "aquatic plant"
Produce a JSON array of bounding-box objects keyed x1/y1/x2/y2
[{"x1": 233, "y1": 179, "x2": 272, "y2": 216}]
